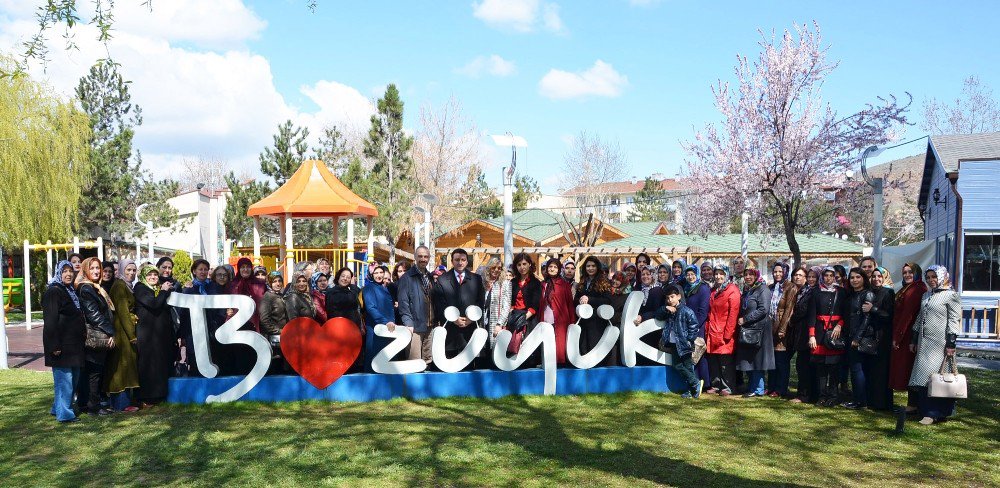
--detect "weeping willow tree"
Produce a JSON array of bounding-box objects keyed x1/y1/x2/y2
[{"x1": 0, "y1": 56, "x2": 92, "y2": 249}]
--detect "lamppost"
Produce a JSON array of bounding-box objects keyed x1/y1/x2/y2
[
  {"x1": 859, "y1": 145, "x2": 887, "y2": 262},
  {"x1": 490, "y1": 133, "x2": 527, "y2": 268}
]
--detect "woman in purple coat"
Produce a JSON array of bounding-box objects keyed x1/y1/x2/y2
[{"x1": 682, "y1": 264, "x2": 711, "y2": 388}]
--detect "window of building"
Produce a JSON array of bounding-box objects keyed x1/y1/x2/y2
[
  {"x1": 963, "y1": 233, "x2": 1000, "y2": 293},
  {"x1": 626, "y1": 196, "x2": 634, "y2": 205}
]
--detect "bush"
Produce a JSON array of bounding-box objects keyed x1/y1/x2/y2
[{"x1": 173, "y1": 250, "x2": 192, "y2": 285}]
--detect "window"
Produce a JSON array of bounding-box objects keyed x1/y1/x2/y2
[
  {"x1": 963, "y1": 233, "x2": 1000, "y2": 292},
  {"x1": 626, "y1": 196, "x2": 634, "y2": 204}
]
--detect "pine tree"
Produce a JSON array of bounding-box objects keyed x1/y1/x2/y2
[
  {"x1": 363, "y1": 84, "x2": 416, "y2": 239},
  {"x1": 260, "y1": 120, "x2": 310, "y2": 185},
  {"x1": 223, "y1": 173, "x2": 274, "y2": 245},
  {"x1": 629, "y1": 177, "x2": 671, "y2": 222}
]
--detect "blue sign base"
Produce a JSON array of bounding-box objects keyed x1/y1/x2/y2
[{"x1": 167, "y1": 366, "x2": 688, "y2": 404}]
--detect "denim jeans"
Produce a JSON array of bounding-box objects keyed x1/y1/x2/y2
[
  {"x1": 51, "y1": 367, "x2": 80, "y2": 422},
  {"x1": 747, "y1": 370, "x2": 766, "y2": 395},
  {"x1": 768, "y1": 350, "x2": 793, "y2": 396},
  {"x1": 670, "y1": 350, "x2": 700, "y2": 395},
  {"x1": 848, "y1": 348, "x2": 875, "y2": 406}
]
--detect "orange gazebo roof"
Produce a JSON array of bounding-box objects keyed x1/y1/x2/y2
[{"x1": 247, "y1": 159, "x2": 378, "y2": 218}]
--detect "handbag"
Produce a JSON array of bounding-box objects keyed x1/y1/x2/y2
[
  {"x1": 927, "y1": 355, "x2": 967, "y2": 399},
  {"x1": 691, "y1": 337, "x2": 707, "y2": 364},
  {"x1": 507, "y1": 325, "x2": 527, "y2": 354},
  {"x1": 738, "y1": 325, "x2": 763, "y2": 347},
  {"x1": 857, "y1": 335, "x2": 879, "y2": 355},
  {"x1": 506, "y1": 309, "x2": 528, "y2": 332},
  {"x1": 822, "y1": 329, "x2": 846, "y2": 350},
  {"x1": 85, "y1": 327, "x2": 113, "y2": 351}
]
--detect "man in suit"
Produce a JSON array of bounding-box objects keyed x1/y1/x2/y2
[{"x1": 433, "y1": 248, "x2": 486, "y2": 369}]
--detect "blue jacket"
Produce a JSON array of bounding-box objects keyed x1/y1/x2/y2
[
  {"x1": 684, "y1": 281, "x2": 711, "y2": 329},
  {"x1": 645, "y1": 303, "x2": 700, "y2": 357},
  {"x1": 362, "y1": 281, "x2": 395, "y2": 327},
  {"x1": 397, "y1": 266, "x2": 431, "y2": 333}
]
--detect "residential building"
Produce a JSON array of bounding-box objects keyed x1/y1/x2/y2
[{"x1": 531, "y1": 173, "x2": 689, "y2": 231}]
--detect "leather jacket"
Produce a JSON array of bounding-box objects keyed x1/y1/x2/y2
[{"x1": 78, "y1": 283, "x2": 114, "y2": 336}]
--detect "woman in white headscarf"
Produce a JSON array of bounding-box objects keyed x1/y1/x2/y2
[{"x1": 908, "y1": 265, "x2": 962, "y2": 425}]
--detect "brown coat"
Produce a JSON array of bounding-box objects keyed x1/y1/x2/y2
[{"x1": 773, "y1": 281, "x2": 800, "y2": 351}]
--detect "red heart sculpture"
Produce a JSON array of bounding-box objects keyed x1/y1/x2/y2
[{"x1": 280, "y1": 317, "x2": 363, "y2": 390}]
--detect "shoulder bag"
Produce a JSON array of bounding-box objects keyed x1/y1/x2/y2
[
  {"x1": 85, "y1": 326, "x2": 114, "y2": 351},
  {"x1": 738, "y1": 325, "x2": 763, "y2": 347},
  {"x1": 927, "y1": 355, "x2": 967, "y2": 399}
]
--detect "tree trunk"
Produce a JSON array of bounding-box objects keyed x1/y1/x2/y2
[{"x1": 782, "y1": 212, "x2": 802, "y2": 268}]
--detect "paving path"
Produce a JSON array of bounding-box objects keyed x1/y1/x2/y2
[{"x1": 3, "y1": 323, "x2": 46, "y2": 371}]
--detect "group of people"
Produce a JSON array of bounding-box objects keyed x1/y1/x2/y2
[{"x1": 43, "y1": 247, "x2": 962, "y2": 427}]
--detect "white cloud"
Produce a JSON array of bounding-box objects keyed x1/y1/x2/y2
[
  {"x1": 454, "y1": 54, "x2": 517, "y2": 78},
  {"x1": 0, "y1": 1, "x2": 372, "y2": 179},
  {"x1": 538, "y1": 60, "x2": 629, "y2": 100},
  {"x1": 472, "y1": 0, "x2": 565, "y2": 34}
]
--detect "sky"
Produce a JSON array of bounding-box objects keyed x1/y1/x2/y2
[{"x1": 1, "y1": 0, "x2": 998, "y2": 193}]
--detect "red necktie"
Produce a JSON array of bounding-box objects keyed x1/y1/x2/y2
[{"x1": 458, "y1": 273, "x2": 464, "y2": 285}]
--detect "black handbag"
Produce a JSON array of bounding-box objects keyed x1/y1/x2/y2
[
  {"x1": 738, "y1": 326, "x2": 763, "y2": 347},
  {"x1": 506, "y1": 309, "x2": 528, "y2": 332},
  {"x1": 822, "y1": 327, "x2": 846, "y2": 350},
  {"x1": 857, "y1": 336, "x2": 879, "y2": 355},
  {"x1": 85, "y1": 327, "x2": 113, "y2": 351}
]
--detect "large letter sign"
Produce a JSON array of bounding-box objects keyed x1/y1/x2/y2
[
  {"x1": 493, "y1": 322, "x2": 557, "y2": 395},
  {"x1": 167, "y1": 293, "x2": 271, "y2": 403},
  {"x1": 566, "y1": 304, "x2": 620, "y2": 369},
  {"x1": 371, "y1": 324, "x2": 427, "y2": 374},
  {"x1": 619, "y1": 291, "x2": 668, "y2": 366},
  {"x1": 431, "y1": 306, "x2": 489, "y2": 373}
]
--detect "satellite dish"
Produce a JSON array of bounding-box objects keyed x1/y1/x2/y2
[
  {"x1": 576, "y1": 304, "x2": 593, "y2": 319},
  {"x1": 466, "y1": 305, "x2": 483, "y2": 322},
  {"x1": 597, "y1": 304, "x2": 615, "y2": 320},
  {"x1": 443, "y1": 306, "x2": 460, "y2": 323}
]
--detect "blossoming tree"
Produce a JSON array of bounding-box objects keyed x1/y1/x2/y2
[{"x1": 681, "y1": 22, "x2": 910, "y2": 265}]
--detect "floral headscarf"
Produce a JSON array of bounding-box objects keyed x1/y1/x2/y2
[
  {"x1": 50, "y1": 260, "x2": 80, "y2": 309},
  {"x1": 926, "y1": 265, "x2": 951, "y2": 289},
  {"x1": 874, "y1": 266, "x2": 894, "y2": 288},
  {"x1": 712, "y1": 264, "x2": 731, "y2": 295},
  {"x1": 140, "y1": 264, "x2": 162, "y2": 296},
  {"x1": 682, "y1": 264, "x2": 704, "y2": 297},
  {"x1": 818, "y1": 266, "x2": 840, "y2": 292}
]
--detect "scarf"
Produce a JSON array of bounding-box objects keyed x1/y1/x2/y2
[
  {"x1": 926, "y1": 264, "x2": 951, "y2": 290},
  {"x1": 191, "y1": 277, "x2": 211, "y2": 295},
  {"x1": 896, "y1": 262, "x2": 923, "y2": 304},
  {"x1": 139, "y1": 264, "x2": 161, "y2": 296},
  {"x1": 50, "y1": 260, "x2": 81, "y2": 309},
  {"x1": 117, "y1": 258, "x2": 136, "y2": 290},
  {"x1": 310, "y1": 271, "x2": 330, "y2": 291},
  {"x1": 818, "y1": 266, "x2": 840, "y2": 293},
  {"x1": 875, "y1": 266, "x2": 894, "y2": 288}
]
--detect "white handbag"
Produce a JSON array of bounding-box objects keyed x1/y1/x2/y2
[{"x1": 927, "y1": 355, "x2": 968, "y2": 399}]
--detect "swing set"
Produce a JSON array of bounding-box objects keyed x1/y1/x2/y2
[{"x1": 13, "y1": 237, "x2": 104, "y2": 329}]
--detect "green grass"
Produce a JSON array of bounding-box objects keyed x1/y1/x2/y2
[{"x1": 1, "y1": 368, "x2": 998, "y2": 487}]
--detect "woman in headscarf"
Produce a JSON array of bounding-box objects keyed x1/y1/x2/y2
[
  {"x1": 133, "y1": 264, "x2": 176, "y2": 407},
  {"x1": 362, "y1": 265, "x2": 394, "y2": 371},
  {"x1": 42, "y1": 260, "x2": 86, "y2": 422},
  {"x1": 773, "y1": 266, "x2": 805, "y2": 399},
  {"x1": 634, "y1": 265, "x2": 666, "y2": 366},
  {"x1": 117, "y1": 259, "x2": 137, "y2": 291},
  {"x1": 311, "y1": 271, "x2": 330, "y2": 322},
  {"x1": 285, "y1": 271, "x2": 318, "y2": 321},
  {"x1": 540, "y1": 257, "x2": 575, "y2": 365},
  {"x1": 480, "y1": 257, "x2": 511, "y2": 351},
  {"x1": 231, "y1": 258, "x2": 265, "y2": 331},
  {"x1": 860, "y1": 266, "x2": 895, "y2": 411},
  {"x1": 101, "y1": 260, "x2": 140, "y2": 412},
  {"x1": 656, "y1": 264, "x2": 672, "y2": 288},
  {"x1": 325, "y1": 267, "x2": 364, "y2": 372},
  {"x1": 736, "y1": 267, "x2": 774, "y2": 397},
  {"x1": 790, "y1": 266, "x2": 822, "y2": 403},
  {"x1": 671, "y1": 259, "x2": 686, "y2": 285},
  {"x1": 908, "y1": 265, "x2": 961, "y2": 425},
  {"x1": 766, "y1": 261, "x2": 791, "y2": 397},
  {"x1": 681, "y1": 264, "x2": 710, "y2": 384},
  {"x1": 75, "y1": 257, "x2": 116, "y2": 415},
  {"x1": 700, "y1": 261, "x2": 714, "y2": 287},
  {"x1": 808, "y1": 267, "x2": 847, "y2": 407},
  {"x1": 575, "y1": 256, "x2": 613, "y2": 365},
  {"x1": 705, "y1": 264, "x2": 740, "y2": 395},
  {"x1": 891, "y1": 263, "x2": 927, "y2": 413}
]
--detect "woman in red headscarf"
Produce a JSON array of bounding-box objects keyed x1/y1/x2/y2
[
  {"x1": 539, "y1": 257, "x2": 576, "y2": 365},
  {"x1": 889, "y1": 262, "x2": 927, "y2": 413}
]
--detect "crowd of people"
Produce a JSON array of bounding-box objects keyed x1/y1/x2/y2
[{"x1": 42, "y1": 247, "x2": 962, "y2": 427}]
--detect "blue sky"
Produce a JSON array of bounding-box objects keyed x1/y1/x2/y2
[{"x1": 2, "y1": 0, "x2": 998, "y2": 192}]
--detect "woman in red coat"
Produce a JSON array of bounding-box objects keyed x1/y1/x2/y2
[
  {"x1": 890, "y1": 262, "x2": 927, "y2": 413},
  {"x1": 540, "y1": 258, "x2": 576, "y2": 365},
  {"x1": 705, "y1": 264, "x2": 741, "y2": 395}
]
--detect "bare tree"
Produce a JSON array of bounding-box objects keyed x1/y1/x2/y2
[
  {"x1": 412, "y1": 96, "x2": 491, "y2": 230},
  {"x1": 922, "y1": 75, "x2": 1000, "y2": 134},
  {"x1": 559, "y1": 131, "x2": 628, "y2": 221},
  {"x1": 180, "y1": 157, "x2": 249, "y2": 192}
]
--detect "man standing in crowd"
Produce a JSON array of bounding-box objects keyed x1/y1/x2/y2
[
  {"x1": 859, "y1": 256, "x2": 877, "y2": 278},
  {"x1": 397, "y1": 246, "x2": 434, "y2": 365},
  {"x1": 433, "y1": 248, "x2": 486, "y2": 369}
]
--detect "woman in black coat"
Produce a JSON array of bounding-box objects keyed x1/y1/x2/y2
[
  {"x1": 42, "y1": 260, "x2": 86, "y2": 422},
  {"x1": 791, "y1": 267, "x2": 821, "y2": 403},
  {"x1": 575, "y1": 256, "x2": 614, "y2": 365},
  {"x1": 75, "y1": 257, "x2": 116, "y2": 415},
  {"x1": 864, "y1": 267, "x2": 895, "y2": 411},
  {"x1": 326, "y1": 267, "x2": 363, "y2": 328},
  {"x1": 133, "y1": 265, "x2": 176, "y2": 406},
  {"x1": 736, "y1": 268, "x2": 774, "y2": 397}
]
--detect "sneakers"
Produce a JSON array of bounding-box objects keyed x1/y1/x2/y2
[
  {"x1": 918, "y1": 417, "x2": 935, "y2": 425},
  {"x1": 843, "y1": 402, "x2": 865, "y2": 410},
  {"x1": 680, "y1": 392, "x2": 693, "y2": 399},
  {"x1": 694, "y1": 380, "x2": 704, "y2": 399},
  {"x1": 742, "y1": 392, "x2": 762, "y2": 398}
]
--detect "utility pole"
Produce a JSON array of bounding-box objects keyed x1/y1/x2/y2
[{"x1": 860, "y1": 145, "x2": 887, "y2": 262}]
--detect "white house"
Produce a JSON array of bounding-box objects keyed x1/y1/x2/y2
[
  {"x1": 146, "y1": 187, "x2": 230, "y2": 265},
  {"x1": 531, "y1": 174, "x2": 688, "y2": 231}
]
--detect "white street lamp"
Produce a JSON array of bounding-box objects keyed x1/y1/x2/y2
[
  {"x1": 859, "y1": 145, "x2": 887, "y2": 261},
  {"x1": 490, "y1": 133, "x2": 528, "y2": 268}
]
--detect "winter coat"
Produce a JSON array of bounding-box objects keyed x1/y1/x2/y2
[
  {"x1": 541, "y1": 277, "x2": 576, "y2": 364},
  {"x1": 511, "y1": 277, "x2": 543, "y2": 315},
  {"x1": 683, "y1": 282, "x2": 710, "y2": 328},
  {"x1": 312, "y1": 289, "x2": 328, "y2": 322},
  {"x1": 433, "y1": 269, "x2": 486, "y2": 326},
  {"x1": 483, "y1": 278, "x2": 511, "y2": 347},
  {"x1": 705, "y1": 283, "x2": 740, "y2": 354},
  {"x1": 133, "y1": 284, "x2": 175, "y2": 402},
  {"x1": 42, "y1": 283, "x2": 86, "y2": 368},
  {"x1": 104, "y1": 279, "x2": 140, "y2": 393},
  {"x1": 791, "y1": 286, "x2": 816, "y2": 352},
  {"x1": 285, "y1": 289, "x2": 318, "y2": 322},
  {"x1": 909, "y1": 288, "x2": 961, "y2": 388},
  {"x1": 736, "y1": 282, "x2": 775, "y2": 371},
  {"x1": 397, "y1": 266, "x2": 433, "y2": 333},
  {"x1": 362, "y1": 281, "x2": 395, "y2": 327},
  {"x1": 773, "y1": 282, "x2": 801, "y2": 352},
  {"x1": 637, "y1": 286, "x2": 666, "y2": 318},
  {"x1": 807, "y1": 287, "x2": 847, "y2": 357},
  {"x1": 890, "y1": 280, "x2": 927, "y2": 390},
  {"x1": 326, "y1": 284, "x2": 363, "y2": 329},
  {"x1": 645, "y1": 303, "x2": 699, "y2": 357},
  {"x1": 78, "y1": 283, "x2": 115, "y2": 365},
  {"x1": 258, "y1": 289, "x2": 288, "y2": 336}
]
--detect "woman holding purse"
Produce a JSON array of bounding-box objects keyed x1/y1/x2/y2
[
  {"x1": 507, "y1": 253, "x2": 541, "y2": 362},
  {"x1": 808, "y1": 267, "x2": 847, "y2": 407},
  {"x1": 75, "y1": 257, "x2": 116, "y2": 416},
  {"x1": 908, "y1": 265, "x2": 962, "y2": 425},
  {"x1": 735, "y1": 268, "x2": 774, "y2": 398}
]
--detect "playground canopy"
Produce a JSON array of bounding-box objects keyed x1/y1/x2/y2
[{"x1": 246, "y1": 159, "x2": 378, "y2": 281}]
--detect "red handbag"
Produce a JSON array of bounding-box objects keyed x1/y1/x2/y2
[{"x1": 506, "y1": 326, "x2": 526, "y2": 354}]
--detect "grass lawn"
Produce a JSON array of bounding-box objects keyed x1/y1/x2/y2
[{"x1": 0, "y1": 368, "x2": 997, "y2": 487}]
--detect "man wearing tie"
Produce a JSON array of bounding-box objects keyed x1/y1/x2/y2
[{"x1": 433, "y1": 248, "x2": 486, "y2": 369}]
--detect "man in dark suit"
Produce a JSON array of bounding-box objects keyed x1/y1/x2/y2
[{"x1": 433, "y1": 248, "x2": 486, "y2": 369}]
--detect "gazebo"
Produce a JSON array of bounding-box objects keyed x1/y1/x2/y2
[{"x1": 247, "y1": 159, "x2": 378, "y2": 281}]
